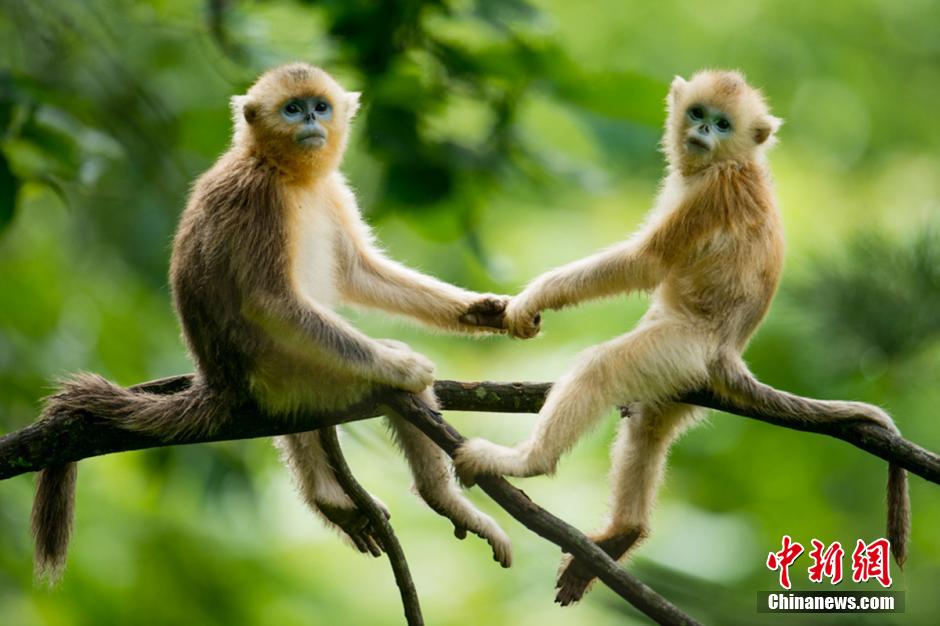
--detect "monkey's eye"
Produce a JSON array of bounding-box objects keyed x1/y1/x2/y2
[
  {"x1": 284, "y1": 102, "x2": 303, "y2": 115},
  {"x1": 716, "y1": 118, "x2": 731, "y2": 132},
  {"x1": 688, "y1": 106, "x2": 704, "y2": 121},
  {"x1": 314, "y1": 101, "x2": 330, "y2": 114}
]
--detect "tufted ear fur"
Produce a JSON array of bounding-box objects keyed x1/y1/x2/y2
[
  {"x1": 230, "y1": 95, "x2": 249, "y2": 124},
  {"x1": 346, "y1": 92, "x2": 361, "y2": 121},
  {"x1": 754, "y1": 115, "x2": 783, "y2": 144},
  {"x1": 242, "y1": 100, "x2": 260, "y2": 125},
  {"x1": 669, "y1": 76, "x2": 688, "y2": 104}
]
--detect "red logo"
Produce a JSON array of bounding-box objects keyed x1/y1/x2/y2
[
  {"x1": 807, "y1": 539, "x2": 844, "y2": 584},
  {"x1": 766, "y1": 536, "x2": 892, "y2": 588},
  {"x1": 766, "y1": 535, "x2": 804, "y2": 589},
  {"x1": 851, "y1": 538, "x2": 892, "y2": 588}
]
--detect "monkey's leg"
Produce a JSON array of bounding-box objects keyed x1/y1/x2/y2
[
  {"x1": 456, "y1": 323, "x2": 709, "y2": 481},
  {"x1": 385, "y1": 389, "x2": 512, "y2": 567},
  {"x1": 276, "y1": 430, "x2": 389, "y2": 556},
  {"x1": 555, "y1": 402, "x2": 703, "y2": 605}
]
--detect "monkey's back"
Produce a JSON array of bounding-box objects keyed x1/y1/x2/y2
[
  {"x1": 170, "y1": 150, "x2": 291, "y2": 393},
  {"x1": 655, "y1": 162, "x2": 784, "y2": 350}
]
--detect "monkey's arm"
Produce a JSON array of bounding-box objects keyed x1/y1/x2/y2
[
  {"x1": 335, "y1": 206, "x2": 505, "y2": 332},
  {"x1": 506, "y1": 239, "x2": 663, "y2": 337},
  {"x1": 245, "y1": 290, "x2": 434, "y2": 393}
]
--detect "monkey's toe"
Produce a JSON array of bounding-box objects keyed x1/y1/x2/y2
[
  {"x1": 319, "y1": 501, "x2": 388, "y2": 557},
  {"x1": 477, "y1": 522, "x2": 513, "y2": 568},
  {"x1": 555, "y1": 554, "x2": 596, "y2": 605}
]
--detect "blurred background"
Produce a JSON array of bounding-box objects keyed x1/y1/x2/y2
[{"x1": 1, "y1": 0, "x2": 939, "y2": 624}]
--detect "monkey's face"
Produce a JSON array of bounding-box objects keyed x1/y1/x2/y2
[
  {"x1": 682, "y1": 104, "x2": 732, "y2": 156},
  {"x1": 234, "y1": 63, "x2": 362, "y2": 174},
  {"x1": 666, "y1": 70, "x2": 781, "y2": 171},
  {"x1": 280, "y1": 96, "x2": 333, "y2": 150}
]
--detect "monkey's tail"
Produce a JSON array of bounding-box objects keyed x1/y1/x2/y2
[
  {"x1": 709, "y1": 355, "x2": 910, "y2": 568},
  {"x1": 32, "y1": 372, "x2": 224, "y2": 583},
  {"x1": 31, "y1": 462, "x2": 77, "y2": 585}
]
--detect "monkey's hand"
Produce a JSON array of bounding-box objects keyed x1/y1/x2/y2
[
  {"x1": 319, "y1": 496, "x2": 392, "y2": 558},
  {"x1": 504, "y1": 296, "x2": 542, "y2": 339},
  {"x1": 374, "y1": 339, "x2": 435, "y2": 393},
  {"x1": 458, "y1": 294, "x2": 510, "y2": 331}
]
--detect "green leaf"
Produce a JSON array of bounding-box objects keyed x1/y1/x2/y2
[
  {"x1": 19, "y1": 115, "x2": 82, "y2": 177},
  {"x1": 0, "y1": 149, "x2": 20, "y2": 230}
]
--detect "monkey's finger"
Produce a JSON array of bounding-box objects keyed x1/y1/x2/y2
[
  {"x1": 472, "y1": 298, "x2": 508, "y2": 314},
  {"x1": 459, "y1": 312, "x2": 505, "y2": 328},
  {"x1": 364, "y1": 534, "x2": 384, "y2": 558},
  {"x1": 458, "y1": 312, "x2": 480, "y2": 326},
  {"x1": 453, "y1": 525, "x2": 468, "y2": 540},
  {"x1": 349, "y1": 533, "x2": 371, "y2": 554}
]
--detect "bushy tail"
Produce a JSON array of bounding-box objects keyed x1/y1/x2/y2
[
  {"x1": 710, "y1": 355, "x2": 910, "y2": 567},
  {"x1": 31, "y1": 462, "x2": 77, "y2": 584},
  {"x1": 31, "y1": 372, "x2": 224, "y2": 583}
]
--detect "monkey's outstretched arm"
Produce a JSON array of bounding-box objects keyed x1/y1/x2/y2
[
  {"x1": 245, "y1": 290, "x2": 434, "y2": 393},
  {"x1": 335, "y1": 209, "x2": 505, "y2": 332},
  {"x1": 505, "y1": 239, "x2": 663, "y2": 337}
]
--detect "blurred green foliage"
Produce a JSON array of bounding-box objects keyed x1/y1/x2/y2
[{"x1": 1, "y1": 0, "x2": 939, "y2": 625}]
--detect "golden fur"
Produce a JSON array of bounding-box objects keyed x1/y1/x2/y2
[
  {"x1": 455, "y1": 70, "x2": 908, "y2": 604},
  {"x1": 32, "y1": 63, "x2": 513, "y2": 582}
]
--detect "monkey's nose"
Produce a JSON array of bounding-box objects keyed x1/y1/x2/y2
[{"x1": 699, "y1": 124, "x2": 710, "y2": 135}]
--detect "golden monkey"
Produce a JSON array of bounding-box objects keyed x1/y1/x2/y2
[
  {"x1": 455, "y1": 70, "x2": 909, "y2": 604},
  {"x1": 32, "y1": 63, "x2": 514, "y2": 583}
]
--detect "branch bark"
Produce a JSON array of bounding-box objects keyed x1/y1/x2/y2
[{"x1": 3, "y1": 376, "x2": 938, "y2": 485}]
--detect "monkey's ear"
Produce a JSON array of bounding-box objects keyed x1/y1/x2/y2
[
  {"x1": 230, "y1": 95, "x2": 249, "y2": 125},
  {"x1": 231, "y1": 95, "x2": 260, "y2": 125},
  {"x1": 345, "y1": 92, "x2": 362, "y2": 121},
  {"x1": 243, "y1": 101, "x2": 261, "y2": 125},
  {"x1": 669, "y1": 76, "x2": 688, "y2": 103},
  {"x1": 754, "y1": 115, "x2": 783, "y2": 144}
]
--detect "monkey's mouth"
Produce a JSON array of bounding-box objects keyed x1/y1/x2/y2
[
  {"x1": 686, "y1": 136, "x2": 712, "y2": 153},
  {"x1": 296, "y1": 130, "x2": 327, "y2": 148}
]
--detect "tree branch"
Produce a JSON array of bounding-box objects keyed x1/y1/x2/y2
[
  {"x1": 432, "y1": 381, "x2": 940, "y2": 486},
  {"x1": 3, "y1": 376, "x2": 938, "y2": 484},
  {"x1": 320, "y1": 425, "x2": 423, "y2": 626},
  {"x1": 387, "y1": 392, "x2": 701, "y2": 625}
]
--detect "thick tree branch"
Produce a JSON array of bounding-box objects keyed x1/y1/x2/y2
[
  {"x1": 2, "y1": 377, "x2": 938, "y2": 485},
  {"x1": 433, "y1": 381, "x2": 940, "y2": 486}
]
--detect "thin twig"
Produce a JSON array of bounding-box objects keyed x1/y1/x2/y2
[{"x1": 320, "y1": 426, "x2": 423, "y2": 626}]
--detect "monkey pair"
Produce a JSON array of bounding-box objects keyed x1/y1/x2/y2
[{"x1": 32, "y1": 65, "x2": 909, "y2": 609}]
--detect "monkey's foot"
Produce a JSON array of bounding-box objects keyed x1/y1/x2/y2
[
  {"x1": 554, "y1": 528, "x2": 645, "y2": 606},
  {"x1": 465, "y1": 513, "x2": 513, "y2": 568},
  {"x1": 425, "y1": 497, "x2": 513, "y2": 567},
  {"x1": 319, "y1": 497, "x2": 391, "y2": 558},
  {"x1": 454, "y1": 438, "x2": 546, "y2": 486}
]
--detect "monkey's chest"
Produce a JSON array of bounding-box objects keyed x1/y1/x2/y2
[{"x1": 290, "y1": 204, "x2": 338, "y2": 307}]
